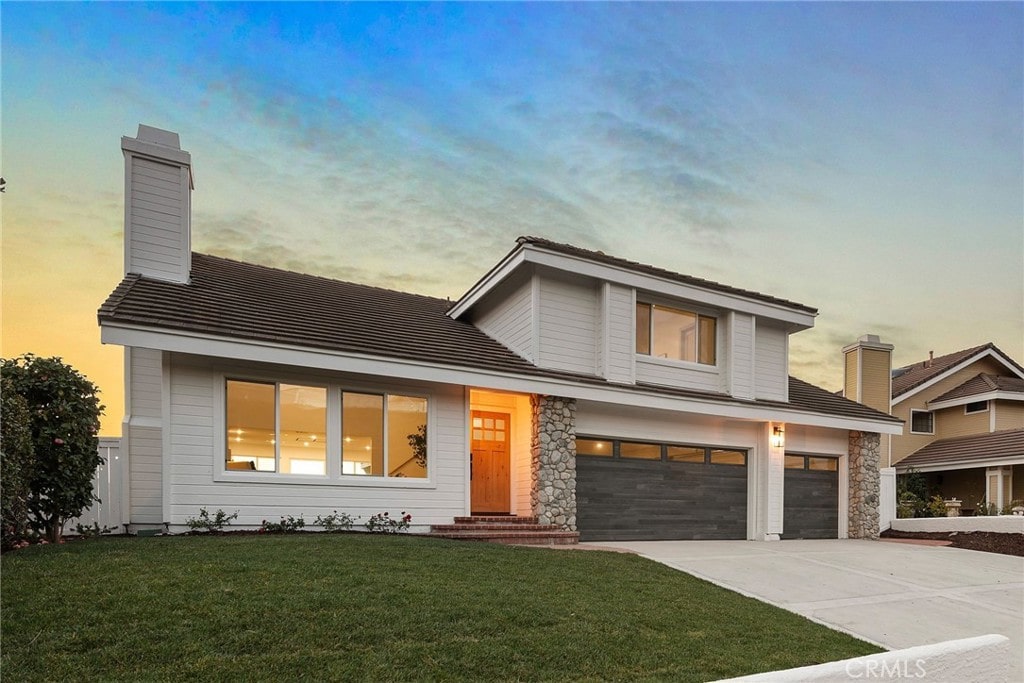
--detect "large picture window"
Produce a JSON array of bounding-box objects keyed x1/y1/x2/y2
[
  {"x1": 636, "y1": 302, "x2": 716, "y2": 365},
  {"x1": 226, "y1": 379, "x2": 428, "y2": 480},
  {"x1": 226, "y1": 380, "x2": 327, "y2": 474}
]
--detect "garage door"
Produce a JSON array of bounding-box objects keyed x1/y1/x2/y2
[
  {"x1": 576, "y1": 438, "x2": 747, "y2": 541},
  {"x1": 783, "y1": 454, "x2": 839, "y2": 539}
]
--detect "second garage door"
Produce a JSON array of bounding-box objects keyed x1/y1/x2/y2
[
  {"x1": 783, "y1": 454, "x2": 839, "y2": 539},
  {"x1": 576, "y1": 438, "x2": 748, "y2": 542}
]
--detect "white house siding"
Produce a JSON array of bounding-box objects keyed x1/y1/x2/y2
[
  {"x1": 754, "y1": 322, "x2": 789, "y2": 401},
  {"x1": 726, "y1": 312, "x2": 755, "y2": 399},
  {"x1": 126, "y1": 347, "x2": 164, "y2": 523},
  {"x1": 165, "y1": 355, "x2": 469, "y2": 530},
  {"x1": 599, "y1": 283, "x2": 635, "y2": 384},
  {"x1": 576, "y1": 400, "x2": 761, "y2": 452},
  {"x1": 536, "y1": 271, "x2": 598, "y2": 375},
  {"x1": 472, "y1": 274, "x2": 535, "y2": 362},
  {"x1": 127, "y1": 157, "x2": 188, "y2": 281},
  {"x1": 635, "y1": 358, "x2": 721, "y2": 392}
]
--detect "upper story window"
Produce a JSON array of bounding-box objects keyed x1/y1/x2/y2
[
  {"x1": 910, "y1": 409, "x2": 934, "y2": 435},
  {"x1": 964, "y1": 400, "x2": 988, "y2": 414},
  {"x1": 636, "y1": 302, "x2": 716, "y2": 365}
]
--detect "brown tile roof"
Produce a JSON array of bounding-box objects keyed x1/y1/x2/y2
[
  {"x1": 891, "y1": 343, "x2": 1024, "y2": 398},
  {"x1": 517, "y1": 236, "x2": 818, "y2": 314},
  {"x1": 931, "y1": 373, "x2": 1024, "y2": 403},
  {"x1": 898, "y1": 429, "x2": 1024, "y2": 470},
  {"x1": 99, "y1": 252, "x2": 892, "y2": 425}
]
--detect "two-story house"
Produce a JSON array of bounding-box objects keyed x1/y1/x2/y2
[
  {"x1": 844, "y1": 337, "x2": 1024, "y2": 514},
  {"x1": 98, "y1": 125, "x2": 901, "y2": 542}
]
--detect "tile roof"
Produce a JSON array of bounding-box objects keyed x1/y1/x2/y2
[
  {"x1": 931, "y1": 373, "x2": 1024, "y2": 403},
  {"x1": 891, "y1": 343, "x2": 1024, "y2": 398},
  {"x1": 98, "y1": 251, "x2": 892, "y2": 425},
  {"x1": 898, "y1": 428, "x2": 1024, "y2": 470},
  {"x1": 517, "y1": 236, "x2": 818, "y2": 314}
]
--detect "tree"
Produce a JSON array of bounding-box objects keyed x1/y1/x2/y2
[
  {"x1": 1, "y1": 355, "x2": 104, "y2": 543},
  {"x1": 1, "y1": 377, "x2": 35, "y2": 549}
]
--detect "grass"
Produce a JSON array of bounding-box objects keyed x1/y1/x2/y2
[{"x1": 1, "y1": 534, "x2": 881, "y2": 681}]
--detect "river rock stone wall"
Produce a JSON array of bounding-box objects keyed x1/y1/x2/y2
[
  {"x1": 848, "y1": 431, "x2": 881, "y2": 539},
  {"x1": 530, "y1": 395, "x2": 577, "y2": 531}
]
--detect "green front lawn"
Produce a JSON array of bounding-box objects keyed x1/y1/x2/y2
[{"x1": 2, "y1": 534, "x2": 880, "y2": 681}]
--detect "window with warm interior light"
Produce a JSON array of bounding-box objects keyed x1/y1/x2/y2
[
  {"x1": 576, "y1": 436, "x2": 746, "y2": 466},
  {"x1": 576, "y1": 438, "x2": 613, "y2": 457},
  {"x1": 226, "y1": 380, "x2": 327, "y2": 475},
  {"x1": 910, "y1": 410, "x2": 934, "y2": 434},
  {"x1": 636, "y1": 302, "x2": 716, "y2": 365},
  {"x1": 226, "y1": 380, "x2": 428, "y2": 480}
]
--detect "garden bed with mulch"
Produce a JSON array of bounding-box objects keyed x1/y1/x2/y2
[{"x1": 881, "y1": 529, "x2": 1024, "y2": 557}]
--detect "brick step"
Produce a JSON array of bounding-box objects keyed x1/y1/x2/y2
[
  {"x1": 430, "y1": 530, "x2": 580, "y2": 546},
  {"x1": 432, "y1": 523, "x2": 563, "y2": 533},
  {"x1": 454, "y1": 515, "x2": 539, "y2": 524}
]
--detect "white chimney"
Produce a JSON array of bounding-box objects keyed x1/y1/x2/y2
[{"x1": 121, "y1": 125, "x2": 193, "y2": 282}]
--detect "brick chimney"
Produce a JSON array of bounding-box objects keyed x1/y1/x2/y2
[
  {"x1": 842, "y1": 334, "x2": 894, "y2": 415},
  {"x1": 121, "y1": 125, "x2": 193, "y2": 282}
]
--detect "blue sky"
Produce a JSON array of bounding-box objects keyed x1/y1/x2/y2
[{"x1": 3, "y1": 2, "x2": 1022, "y2": 433}]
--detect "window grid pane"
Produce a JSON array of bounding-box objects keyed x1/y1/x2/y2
[
  {"x1": 343, "y1": 392, "x2": 384, "y2": 476},
  {"x1": 577, "y1": 439, "x2": 613, "y2": 456},
  {"x1": 667, "y1": 446, "x2": 705, "y2": 463},
  {"x1": 636, "y1": 303, "x2": 651, "y2": 355},
  {"x1": 226, "y1": 380, "x2": 277, "y2": 472},
  {"x1": 619, "y1": 442, "x2": 662, "y2": 460},
  {"x1": 709, "y1": 449, "x2": 746, "y2": 466}
]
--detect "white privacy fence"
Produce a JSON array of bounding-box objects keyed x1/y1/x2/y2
[
  {"x1": 879, "y1": 466, "x2": 896, "y2": 532},
  {"x1": 65, "y1": 437, "x2": 126, "y2": 533}
]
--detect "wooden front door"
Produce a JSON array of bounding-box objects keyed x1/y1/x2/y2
[{"x1": 470, "y1": 411, "x2": 511, "y2": 514}]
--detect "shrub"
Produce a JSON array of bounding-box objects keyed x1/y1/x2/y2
[
  {"x1": 315, "y1": 510, "x2": 356, "y2": 532},
  {"x1": 923, "y1": 495, "x2": 947, "y2": 518},
  {"x1": 1, "y1": 355, "x2": 104, "y2": 543},
  {"x1": 260, "y1": 515, "x2": 306, "y2": 533},
  {"x1": 185, "y1": 508, "x2": 239, "y2": 533},
  {"x1": 364, "y1": 511, "x2": 412, "y2": 534},
  {"x1": 1, "y1": 378, "x2": 35, "y2": 549},
  {"x1": 74, "y1": 521, "x2": 117, "y2": 539}
]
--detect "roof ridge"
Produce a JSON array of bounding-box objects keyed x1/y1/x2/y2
[
  {"x1": 516, "y1": 236, "x2": 817, "y2": 314},
  {"x1": 894, "y1": 342, "x2": 992, "y2": 372},
  {"x1": 192, "y1": 252, "x2": 451, "y2": 306}
]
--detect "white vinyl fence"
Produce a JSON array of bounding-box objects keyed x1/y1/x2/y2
[
  {"x1": 65, "y1": 437, "x2": 126, "y2": 534},
  {"x1": 879, "y1": 466, "x2": 896, "y2": 532}
]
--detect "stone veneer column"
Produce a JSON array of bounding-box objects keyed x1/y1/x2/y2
[
  {"x1": 848, "y1": 431, "x2": 881, "y2": 539},
  {"x1": 530, "y1": 395, "x2": 577, "y2": 531}
]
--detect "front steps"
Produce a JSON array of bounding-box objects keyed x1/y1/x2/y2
[{"x1": 428, "y1": 515, "x2": 579, "y2": 546}]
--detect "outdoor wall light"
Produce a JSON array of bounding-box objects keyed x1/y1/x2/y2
[{"x1": 771, "y1": 425, "x2": 785, "y2": 448}]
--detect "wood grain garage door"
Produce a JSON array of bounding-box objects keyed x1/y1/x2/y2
[
  {"x1": 576, "y1": 439, "x2": 748, "y2": 542},
  {"x1": 783, "y1": 454, "x2": 839, "y2": 539}
]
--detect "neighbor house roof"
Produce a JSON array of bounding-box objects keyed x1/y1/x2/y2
[
  {"x1": 515, "y1": 236, "x2": 819, "y2": 314},
  {"x1": 930, "y1": 373, "x2": 1024, "y2": 403},
  {"x1": 890, "y1": 343, "x2": 1024, "y2": 398},
  {"x1": 897, "y1": 428, "x2": 1024, "y2": 471},
  {"x1": 99, "y1": 251, "x2": 894, "y2": 426}
]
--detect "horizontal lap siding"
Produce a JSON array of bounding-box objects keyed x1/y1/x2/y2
[
  {"x1": 128, "y1": 157, "x2": 185, "y2": 280},
  {"x1": 577, "y1": 457, "x2": 747, "y2": 541},
  {"x1": 537, "y1": 273, "x2": 597, "y2": 375},
  {"x1": 167, "y1": 356, "x2": 468, "y2": 528},
  {"x1": 635, "y1": 358, "x2": 720, "y2": 392},
  {"x1": 783, "y1": 468, "x2": 838, "y2": 539},
  {"x1": 729, "y1": 312, "x2": 754, "y2": 399},
  {"x1": 473, "y1": 277, "x2": 534, "y2": 362},
  {"x1": 754, "y1": 323, "x2": 788, "y2": 401},
  {"x1": 129, "y1": 426, "x2": 163, "y2": 523}
]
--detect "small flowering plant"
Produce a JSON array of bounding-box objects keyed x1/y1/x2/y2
[{"x1": 364, "y1": 511, "x2": 412, "y2": 534}]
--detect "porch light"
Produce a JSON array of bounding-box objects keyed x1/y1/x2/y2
[{"x1": 771, "y1": 426, "x2": 785, "y2": 448}]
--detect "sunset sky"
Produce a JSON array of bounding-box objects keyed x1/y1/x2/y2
[{"x1": 3, "y1": 2, "x2": 1022, "y2": 435}]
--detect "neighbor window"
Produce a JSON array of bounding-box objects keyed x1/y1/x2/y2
[
  {"x1": 636, "y1": 302, "x2": 716, "y2": 365},
  {"x1": 226, "y1": 380, "x2": 327, "y2": 475},
  {"x1": 965, "y1": 400, "x2": 988, "y2": 414},
  {"x1": 226, "y1": 380, "x2": 428, "y2": 480},
  {"x1": 910, "y1": 410, "x2": 934, "y2": 434}
]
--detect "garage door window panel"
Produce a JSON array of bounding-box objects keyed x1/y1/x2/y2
[
  {"x1": 620, "y1": 442, "x2": 662, "y2": 460},
  {"x1": 710, "y1": 449, "x2": 746, "y2": 466},
  {"x1": 577, "y1": 439, "x2": 613, "y2": 457}
]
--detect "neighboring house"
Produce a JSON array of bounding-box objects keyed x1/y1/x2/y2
[
  {"x1": 98, "y1": 125, "x2": 901, "y2": 542},
  {"x1": 842, "y1": 336, "x2": 1024, "y2": 513}
]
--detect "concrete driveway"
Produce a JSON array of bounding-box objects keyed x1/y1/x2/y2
[{"x1": 590, "y1": 539, "x2": 1023, "y2": 679}]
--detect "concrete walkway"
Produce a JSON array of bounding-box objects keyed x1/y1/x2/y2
[{"x1": 590, "y1": 539, "x2": 1024, "y2": 680}]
